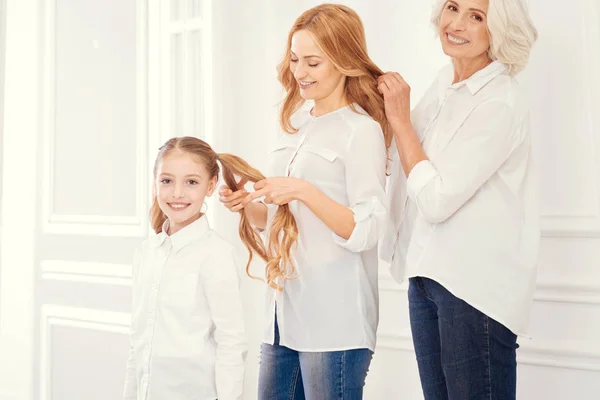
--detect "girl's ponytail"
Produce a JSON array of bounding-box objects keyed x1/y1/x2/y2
[{"x1": 218, "y1": 153, "x2": 299, "y2": 290}]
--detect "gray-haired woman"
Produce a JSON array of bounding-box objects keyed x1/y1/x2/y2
[{"x1": 378, "y1": 0, "x2": 539, "y2": 398}]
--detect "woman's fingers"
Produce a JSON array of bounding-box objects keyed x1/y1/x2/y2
[{"x1": 219, "y1": 188, "x2": 249, "y2": 211}]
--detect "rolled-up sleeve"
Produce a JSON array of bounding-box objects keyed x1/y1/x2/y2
[
  {"x1": 333, "y1": 120, "x2": 388, "y2": 252},
  {"x1": 203, "y1": 249, "x2": 248, "y2": 400},
  {"x1": 407, "y1": 100, "x2": 524, "y2": 223}
]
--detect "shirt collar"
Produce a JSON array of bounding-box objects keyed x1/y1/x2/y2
[
  {"x1": 438, "y1": 60, "x2": 507, "y2": 98},
  {"x1": 151, "y1": 215, "x2": 210, "y2": 252}
]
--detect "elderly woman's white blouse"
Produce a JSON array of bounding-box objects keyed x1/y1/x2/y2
[{"x1": 381, "y1": 61, "x2": 540, "y2": 335}]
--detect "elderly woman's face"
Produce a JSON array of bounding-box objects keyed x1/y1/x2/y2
[{"x1": 439, "y1": 0, "x2": 491, "y2": 61}]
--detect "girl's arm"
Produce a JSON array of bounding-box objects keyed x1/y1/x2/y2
[{"x1": 203, "y1": 248, "x2": 248, "y2": 400}]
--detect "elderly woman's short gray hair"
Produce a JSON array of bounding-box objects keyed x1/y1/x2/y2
[{"x1": 431, "y1": 0, "x2": 538, "y2": 76}]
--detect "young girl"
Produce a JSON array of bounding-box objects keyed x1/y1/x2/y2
[
  {"x1": 219, "y1": 4, "x2": 391, "y2": 399},
  {"x1": 123, "y1": 137, "x2": 255, "y2": 400}
]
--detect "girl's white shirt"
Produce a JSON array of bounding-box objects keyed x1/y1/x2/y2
[{"x1": 124, "y1": 215, "x2": 247, "y2": 400}]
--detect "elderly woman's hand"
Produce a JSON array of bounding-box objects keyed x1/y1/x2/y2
[{"x1": 377, "y1": 72, "x2": 412, "y2": 127}]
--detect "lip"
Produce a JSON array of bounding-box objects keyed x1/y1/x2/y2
[
  {"x1": 168, "y1": 202, "x2": 190, "y2": 211},
  {"x1": 298, "y1": 80, "x2": 316, "y2": 89},
  {"x1": 446, "y1": 32, "x2": 470, "y2": 45}
]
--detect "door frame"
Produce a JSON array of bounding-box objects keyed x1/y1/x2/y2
[{"x1": 0, "y1": 0, "x2": 38, "y2": 399}]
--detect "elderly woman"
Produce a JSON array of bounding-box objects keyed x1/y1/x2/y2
[{"x1": 378, "y1": 0, "x2": 538, "y2": 398}]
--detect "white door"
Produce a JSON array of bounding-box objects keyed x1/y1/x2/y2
[
  {"x1": 0, "y1": 0, "x2": 216, "y2": 398},
  {"x1": 1, "y1": 0, "x2": 150, "y2": 398},
  {"x1": 0, "y1": 0, "x2": 150, "y2": 398}
]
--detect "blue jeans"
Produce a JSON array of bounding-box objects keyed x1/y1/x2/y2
[
  {"x1": 258, "y1": 314, "x2": 373, "y2": 400},
  {"x1": 408, "y1": 277, "x2": 519, "y2": 400}
]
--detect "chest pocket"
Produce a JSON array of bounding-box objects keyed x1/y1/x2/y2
[
  {"x1": 289, "y1": 145, "x2": 343, "y2": 187},
  {"x1": 269, "y1": 144, "x2": 296, "y2": 176},
  {"x1": 424, "y1": 101, "x2": 476, "y2": 160}
]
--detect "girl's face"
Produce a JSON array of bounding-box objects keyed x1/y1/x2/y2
[{"x1": 154, "y1": 150, "x2": 217, "y2": 234}]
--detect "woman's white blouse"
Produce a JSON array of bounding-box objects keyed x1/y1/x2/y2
[
  {"x1": 263, "y1": 104, "x2": 388, "y2": 351},
  {"x1": 381, "y1": 61, "x2": 540, "y2": 335},
  {"x1": 123, "y1": 216, "x2": 247, "y2": 400}
]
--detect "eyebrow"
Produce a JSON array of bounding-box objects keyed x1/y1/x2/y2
[
  {"x1": 447, "y1": 1, "x2": 487, "y2": 15},
  {"x1": 290, "y1": 52, "x2": 322, "y2": 59},
  {"x1": 159, "y1": 173, "x2": 202, "y2": 179}
]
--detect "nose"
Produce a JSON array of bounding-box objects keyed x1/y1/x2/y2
[
  {"x1": 449, "y1": 13, "x2": 467, "y2": 31},
  {"x1": 293, "y1": 62, "x2": 307, "y2": 81},
  {"x1": 173, "y1": 182, "x2": 184, "y2": 198}
]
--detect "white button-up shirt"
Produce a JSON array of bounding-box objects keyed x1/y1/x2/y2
[
  {"x1": 381, "y1": 61, "x2": 540, "y2": 335},
  {"x1": 263, "y1": 103, "x2": 388, "y2": 351},
  {"x1": 123, "y1": 216, "x2": 247, "y2": 400}
]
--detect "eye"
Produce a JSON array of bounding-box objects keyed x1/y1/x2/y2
[
  {"x1": 308, "y1": 63, "x2": 319, "y2": 67},
  {"x1": 160, "y1": 178, "x2": 171, "y2": 184},
  {"x1": 472, "y1": 14, "x2": 483, "y2": 22},
  {"x1": 447, "y1": 4, "x2": 458, "y2": 12},
  {"x1": 187, "y1": 179, "x2": 198, "y2": 185},
  {"x1": 290, "y1": 57, "x2": 298, "y2": 63}
]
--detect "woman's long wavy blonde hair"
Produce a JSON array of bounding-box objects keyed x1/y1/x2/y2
[
  {"x1": 150, "y1": 137, "x2": 298, "y2": 291},
  {"x1": 277, "y1": 4, "x2": 392, "y2": 149}
]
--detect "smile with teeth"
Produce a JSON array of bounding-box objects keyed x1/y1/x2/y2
[
  {"x1": 299, "y1": 80, "x2": 316, "y2": 88},
  {"x1": 447, "y1": 33, "x2": 469, "y2": 45},
  {"x1": 169, "y1": 203, "x2": 190, "y2": 210}
]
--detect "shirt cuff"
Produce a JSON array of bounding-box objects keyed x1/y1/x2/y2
[
  {"x1": 332, "y1": 196, "x2": 386, "y2": 253},
  {"x1": 407, "y1": 160, "x2": 437, "y2": 201}
]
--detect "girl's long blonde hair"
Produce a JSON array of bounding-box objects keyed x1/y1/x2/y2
[
  {"x1": 150, "y1": 137, "x2": 297, "y2": 291},
  {"x1": 277, "y1": 3, "x2": 392, "y2": 149}
]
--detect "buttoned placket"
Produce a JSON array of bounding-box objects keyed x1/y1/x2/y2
[
  {"x1": 284, "y1": 116, "x2": 316, "y2": 177},
  {"x1": 271, "y1": 116, "x2": 317, "y2": 345}
]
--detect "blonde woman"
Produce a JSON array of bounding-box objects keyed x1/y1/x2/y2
[
  {"x1": 220, "y1": 4, "x2": 390, "y2": 399},
  {"x1": 379, "y1": 0, "x2": 539, "y2": 398}
]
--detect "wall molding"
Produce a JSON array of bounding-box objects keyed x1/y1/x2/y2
[
  {"x1": 378, "y1": 270, "x2": 600, "y2": 305},
  {"x1": 40, "y1": 305, "x2": 130, "y2": 400},
  {"x1": 534, "y1": 280, "x2": 600, "y2": 305},
  {"x1": 376, "y1": 332, "x2": 600, "y2": 372},
  {"x1": 41, "y1": 260, "x2": 132, "y2": 286},
  {"x1": 40, "y1": 0, "x2": 149, "y2": 237}
]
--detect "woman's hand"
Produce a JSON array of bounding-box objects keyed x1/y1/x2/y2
[
  {"x1": 377, "y1": 72, "x2": 412, "y2": 126},
  {"x1": 219, "y1": 178, "x2": 249, "y2": 213},
  {"x1": 378, "y1": 71, "x2": 428, "y2": 177},
  {"x1": 241, "y1": 177, "x2": 312, "y2": 207}
]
